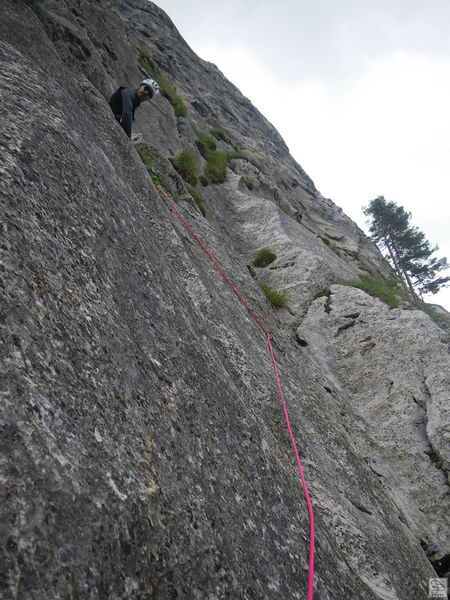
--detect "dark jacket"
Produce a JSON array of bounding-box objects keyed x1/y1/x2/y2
[{"x1": 109, "y1": 87, "x2": 142, "y2": 138}]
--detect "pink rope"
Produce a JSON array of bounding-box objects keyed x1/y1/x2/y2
[
  {"x1": 156, "y1": 187, "x2": 268, "y2": 334},
  {"x1": 156, "y1": 185, "x2": 315, "y2": 598},
  {"x1": 267, "y1": 334, "x2": 315, "y2": 599}
]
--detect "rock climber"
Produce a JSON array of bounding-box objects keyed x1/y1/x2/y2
[
  {"x1": 109, "y1": 78, "x2": 159, "y2": 138},
  {"x1": 294, "y1": 210, "x2": 303, "y2": 224}
]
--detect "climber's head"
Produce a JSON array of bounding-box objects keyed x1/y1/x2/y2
[{"x1": 137, "y1": 78, "x2": 160, "y2": 101}]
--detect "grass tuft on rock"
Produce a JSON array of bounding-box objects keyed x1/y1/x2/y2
[
  {"x1": 339, "y1": 275, "x2": 403, "y2": 308},
  {"x1": 186, "y1": 184, "x2": 206, "y2": 217},
  {"x1": 253, "y1": 248, "x2": 277, "y2": 268},
  {"x1": 203, "y1": 150, "x2": 228, "y2": 184},
  {"x1": 259, "y1": 283, "x2": 288, "y2": 308},
  {"x1": 170, "y1": 151, "x2": 198, "y2": 186},
  {"x1": 135, "y1": 143, "x2": 160, "y2": 185},
  {"x1": 195, "y1": 131, "x2": 217, "y2": 157},
  {"x1": 192, "y1": 125, "x2": 248, "y2": 185}
]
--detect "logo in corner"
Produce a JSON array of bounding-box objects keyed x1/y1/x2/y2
[{"x1": 429, "y1": 578, "x2": 447, "y2": 599}]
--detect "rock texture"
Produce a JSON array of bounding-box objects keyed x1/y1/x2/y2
[
  {"x1": 1, "y1": 1, "x2": 449, "y2": 599},
  {"x1": 298, "y1": 286, "x2": 450, "y2": 555}
]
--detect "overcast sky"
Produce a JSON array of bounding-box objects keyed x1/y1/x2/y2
[{"x1": 155, "y1": 0, "x2": 450, "y2": 310}]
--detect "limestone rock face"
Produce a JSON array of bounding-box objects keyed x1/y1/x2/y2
[
  {"x1": 297, "y1": 286, "x2": 450, "y2": 559},
  {"x1": 1, "y1": 1, "x2": 448, "y2": 599}
]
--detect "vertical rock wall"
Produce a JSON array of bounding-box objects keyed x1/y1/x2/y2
[{"x1": 1, "y1": 1, "x2": 448, "y2": 598}]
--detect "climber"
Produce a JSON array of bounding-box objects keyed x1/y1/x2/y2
[
  {"x1": 316, "y1": 233, "x2": 330, "y2": 246},
  {"x1": 294, "y1": 210, "x2": 303, "y2": 224},
  {"x1": 108, "y1": 79, "x2": 159, "y2": 138}
]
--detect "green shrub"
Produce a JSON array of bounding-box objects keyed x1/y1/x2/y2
[
  {"x1": 189, "y1": 126, "x2": 249, "y2": 185},
  {"x1": 253, "y1": 248, "x2": 277, "y2": 268},
  {"x1": 170, "y1": 151, "x2": 198, "y2": 186},
  {"x1": 195, "y1": 131, "x2": 217, "y2": 157},
  {"x1": 174, "y1": 101, "x2": 187, "y2": 118},
  {"x1": 190, "y1": 125, "x2": 249, "y2": 185},
  {"x1": 203, "y1": 150, "x2": 249, "y2": 184},
  {"x1": 243, "y1": 178, "x2": 254, "y2": 190},
  {"x1": 340, "y1": 275, "x2": 403, "y2": 308},
  {"x1": 186, "y1": 184, "x2": 206, "y2": 217},
  {"x1": 204, "y1": 150, "x2": 228, "y2": 184},
  {"x1": 259, "y1": 283, "x2": 288, "y2": 308}
]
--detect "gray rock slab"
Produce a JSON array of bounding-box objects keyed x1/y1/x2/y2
[{"x1": 0, "y1": 1, "x2": 446, "y2": 598}]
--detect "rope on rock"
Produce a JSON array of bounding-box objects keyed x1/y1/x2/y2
[{"x1": 155, "y1": 184, "x2": 315, "y2": 599}]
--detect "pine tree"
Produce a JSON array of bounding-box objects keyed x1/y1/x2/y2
[{"x1": 363, "y1": 196, "x2": 449, "y2": 304}]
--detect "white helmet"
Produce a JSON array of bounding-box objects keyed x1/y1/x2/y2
[{"x1": 140, "y1": 78, "x2": 159, "y2": 97}]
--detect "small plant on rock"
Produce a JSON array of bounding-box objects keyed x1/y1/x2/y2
[
  {"x1": 170, "y1": 151, "x2": 198, "y2": 186},
  {"x1": 135, "y1": 143, "x2": 160, "y2": 185},
  {"x1": 191, "y1": 125, "x2": 249, "y2": 185},
  {"x1": 186, "y1": 184, "x2": 206, "y2": 217},
  {"x1": 425, "y1": 447, "x2": 444, "y2": 470},
  {"x1": 195, "y1": 131, "x2": 217, "y2": 157},
  {"x1": 253, "y1": 248, "x2": 277, "y2": 268},
  {"x1": 339, "y1": 275, "x2": 403, "y2": 308},
  {"x1": 203, "y1": 151, "x2": 228, "y2": 184},
  {"x1": 259, "y1": 283, "x2": 288, "y2": 308}
]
